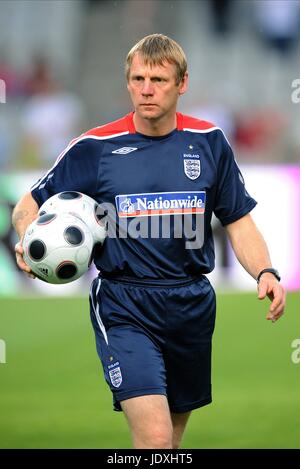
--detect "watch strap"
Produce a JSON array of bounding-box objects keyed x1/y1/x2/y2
[{"x1": 257, "y1": 268, "x2": 281, "y2": 283}]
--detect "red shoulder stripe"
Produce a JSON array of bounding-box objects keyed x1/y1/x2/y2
[
  {"x1": 83, "y1": 113, "x2": 134, "y2": 138},
  {"x1": 177, "y1": 113, "x2": 216, "y2": 131}
]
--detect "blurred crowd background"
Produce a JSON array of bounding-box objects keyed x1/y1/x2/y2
[
  {"x1": 1, "y1": 0, "x2": 300, "y2": 171},
  {"x1": 1, "y1": 0, "x2": 300, "y2": 295}
]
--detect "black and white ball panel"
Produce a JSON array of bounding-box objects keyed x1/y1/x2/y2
[
  {"x1": 64, "y1": 226, "x2": 84, "y2": 245},
  {"x1": 58, "y1": 191, "x2": 82, "y2": 200},
  {"x1": 28, "y1": 239, "x2": 46, "y2": 261},
  {"x1": 56, "y1": 262, "x2": 78, "y2": 279},
  {"x1": 37, "y1": 213, "x2": 57, "y2": 225}
]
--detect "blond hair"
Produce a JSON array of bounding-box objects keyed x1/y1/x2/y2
[{"x1": 125, "y1": 34, "x2": 187, "y2": 85}]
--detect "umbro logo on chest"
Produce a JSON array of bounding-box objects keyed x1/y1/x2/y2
[{"x1": 112, "y1": 147, "x2": 138, "y2": 154}]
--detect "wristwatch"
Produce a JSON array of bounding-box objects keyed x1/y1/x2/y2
[{"x1": 257, "y1": 268, "x2": 281, "y2": 283}]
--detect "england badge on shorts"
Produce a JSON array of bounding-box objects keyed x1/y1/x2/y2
[
  {"x1": 109, "y1": 365, "x2": 123, "y2": 388},
  {"x1": 183, "y1": 156, "x2": 201, "y2": 180}
]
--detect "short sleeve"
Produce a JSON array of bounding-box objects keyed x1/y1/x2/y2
[
  {"x1": 211, "y1": 130, "x2": 257, "y2": 226},
  {"x1": 31, "y1": 138, "x2": 101, "y2": 207}
]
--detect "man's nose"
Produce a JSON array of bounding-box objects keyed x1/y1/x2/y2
[{"x1": 141, "y1": 79, "x2": 154, "y2": 95}]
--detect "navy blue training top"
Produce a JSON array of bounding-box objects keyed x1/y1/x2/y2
[{"x1": 31, "y1": 112, "x2": 257, "y2": 281}]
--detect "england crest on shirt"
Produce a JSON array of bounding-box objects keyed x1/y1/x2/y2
[{"x1": 183, "y1": 154, "x2": 201, "y2": 180}]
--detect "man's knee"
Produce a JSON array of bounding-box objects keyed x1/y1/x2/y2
[
  {"x1": 121, "y1": 395, "x2": 174, "y2": 449},
  {"x1": 171, "y1": 411, "x2": 191, "y2": 449},
  {"x1": 172, "y1": 439, "x2": 180, "y2": 449},
  {"x1": 136, "y1": 424, "x2": 173, "y2": 449}
]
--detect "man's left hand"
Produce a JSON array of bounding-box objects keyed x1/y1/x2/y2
[{"x1": 257, "y1": 273, "x2": 286, "y2": 322}]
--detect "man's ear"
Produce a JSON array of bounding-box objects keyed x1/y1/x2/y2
[{"x1": 178, "y1": 72, "x2": 189, "y2": 96}]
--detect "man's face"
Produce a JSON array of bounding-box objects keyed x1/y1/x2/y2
[{"x1": 127, "y1": 53, "x2": 188, "y2": 122}]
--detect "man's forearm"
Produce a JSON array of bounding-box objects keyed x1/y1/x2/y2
[
  {"x1": 12, "y1": 192, "x2": 39, "y2": 240},
  {"x1": 225, "y1": 213, "x2": 272, "y2": 280}
]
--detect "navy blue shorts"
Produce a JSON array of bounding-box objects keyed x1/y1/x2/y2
[{"x1": 89, "y1": 275, "x2": 216, "y2": 413}]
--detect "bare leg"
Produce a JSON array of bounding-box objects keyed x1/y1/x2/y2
[
  {"x1": 171, "y1": 411, "x2": 191, "y2": 449},
  {"x1": 120, "y1": 395, "x2": 173, "y2": 449}
]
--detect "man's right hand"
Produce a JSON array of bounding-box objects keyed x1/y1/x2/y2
[
  {"x1": 12, "y1": 191, "x2": 39, "y2": 279},
  {"x1": 15, "y1": 240, "x2": 36, "y2": 279}
]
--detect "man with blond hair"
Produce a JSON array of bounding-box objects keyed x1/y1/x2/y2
[{"x1": 13, "y1": 34, "x2": 285, "y2": 449}]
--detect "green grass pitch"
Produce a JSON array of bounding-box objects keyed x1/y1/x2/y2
[{"x1": 0, "y1": 291, "x2": 299, "y2": 448}]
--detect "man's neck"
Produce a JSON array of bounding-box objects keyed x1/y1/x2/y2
[{"x1": 133, "y1": 112, "x2": 177, "y2": 137}]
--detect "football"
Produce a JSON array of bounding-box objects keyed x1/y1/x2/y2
[
  {"x1": 23, "y1": 212, "x2": 94, "y2": 284},
  {"x1": 38, "y1": 191, "x2": 107, "y2": 245}
]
